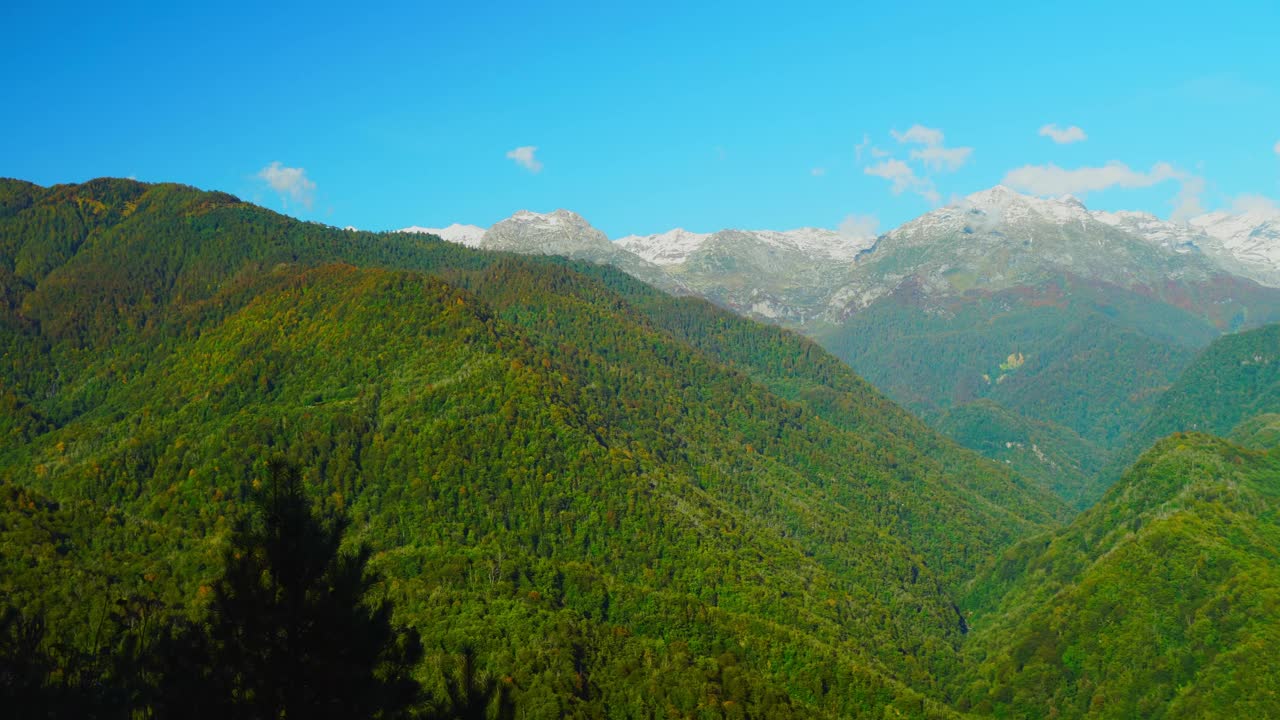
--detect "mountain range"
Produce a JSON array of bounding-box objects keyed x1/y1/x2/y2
[
  {"x1": 5, "y1": 177, "x2": 1280, "y2": 717},
  {"x1": 0, "y1": 177, "x2": 1062, "y2": 718},
  {"x1": 402, "y1": 210, "x2": 683, "y2": 294},
  {"x1": 405, "y1": 186, "x2": 1280, "y2": 324},
  {"x1": 407, "y1": 188, "x2": 1280, "y2": 506},
  {"x1": 404, "y1": 214, "x2": 878, "y2": 324}
]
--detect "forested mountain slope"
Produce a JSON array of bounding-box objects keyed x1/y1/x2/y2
[
  {"x1": 722, "y1": 187, "x2": 1280, "y2": 507},
  {"x1": 1112, "y1": 323, "x2": 1280, "y2": 474},
  {"x1": 411, "y1": 188, "x2": 1280, "y2": 509},
  {"x1": 0, "y1": 178, "x2": 1064, "y2": 718},
  {"x1": 955, "y1": 434, "x2": 1280, "y2": 718},
  {"x1": 934, "y1": 400, "x2": 1107, "y2": 505}
]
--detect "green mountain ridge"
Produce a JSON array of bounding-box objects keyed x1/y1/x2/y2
[
  {"x1": 1229, "y1": 413, "x2": 1280, "y2": 450},
  {"x1": 4, "y1": 177, "x2": 1278, "y2": 717},
  {"x1": 797, "y1": 190, "x2": 1280, "y2": 507},
  {"x1": 934, "y1": 400, "x2": 1106, "y2": 507},
  {"x1": 814, "y1": 280, "x2": 1211, "y2": 506},
  {"x1": 403, "y1": 188, "x2": 1280, "y2": 509},
  {"x1": 1111, "y1": 323, "x2": 1280, "y2": 475},
  {"x1": 0, "y1": 177, "x2": 1061, "y2": 718},
  {"x1": 956, "y1": 433, "x2": 1280, "y2": 717}
]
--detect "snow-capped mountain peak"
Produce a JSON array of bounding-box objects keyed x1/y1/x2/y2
[
  {"x1": 482, "y1": 209, "x2": 614, "y2": 255},
  {"x1": 617, "y1": 226, "x2": 872, "y2": 267},
  {"x1": 954, "y1": 185, "x2": 1093, "y2": 225},
  {"x1": 508, "y1": 208, "x2": 582, "y2": 226},
  {"x1": 1186, "y1": 208, "x2": 1280, "y2": 282},
  {"x1": 1091, "y1": 211, "x2": 1202, "y2": 255},
  {"x1": 747, "y1": 228, "x2": 874, "y2": 262},
  {"x1": 886, "y1": 186, "x2": 1094, "y2": 244},
  {"x1": 615, "y1": 228, "x2": 712, "y2": 265},
  {"x1": 1059, "y1": 194, "x2": 1087, "y2": 210},
  {"x1": 396, "y1": 191, "x2": 1280, "y2": 312},
  {"x1": 399, "y1": 223, "x2": 486, "y2": 247}
]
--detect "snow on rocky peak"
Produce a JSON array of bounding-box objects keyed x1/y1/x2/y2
[
  {"x1": 1191, "y1": 208, "x2": 1280, "y2": 251},
  {"x1": 1187, "y1": 210, "x2": 1280, "y2": 284},
  {"x1": 920, "y1": 186, "x2": 1280, "y2": 287},
  {"x1": 885, "y1": 185, "x2": 1092, "y2": 243},
  {"x1": 960, "y1": 185, "x2": 1093, "y2": 225},
  {"x1": 1087, "y1": 205, "x2": 1280, "y2": 285},
  {"x1": 1092, "y1": 211, "x2": 1203, "y2": 254},
  {"x1": 615, "y1": 229, "x2": 712, "y2": 265},
  {"x1": 482, "y1": 209, "x2": 614, "y2": 255},
  {"x1": 616, "y1": 226, "x2": 872, "y2": 266},
  {"x1": 399, "y1": 223, "x2": 486, "y2": 247},
  {"x1": 750, "y1": 228, "x2": 873, "y2": 262}
]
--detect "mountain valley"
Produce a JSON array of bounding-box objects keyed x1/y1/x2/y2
[
  {"x1": 411, "y1": 186, "x2": 1280, "y2": 507},
  {"x1": 2, "y1": 177, "x2": 1279, "y2": 717}
]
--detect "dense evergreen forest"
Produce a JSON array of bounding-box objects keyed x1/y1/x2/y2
[
  {"x1": 957, "y1": 432, "x2": 1280, "y2": 717},
  {"x1": 1109, "y1": 323, "x2": 1280, "y2": 473},
  {"x1": 2, "y1": 178, "x2": 1278, "y2": 717}
]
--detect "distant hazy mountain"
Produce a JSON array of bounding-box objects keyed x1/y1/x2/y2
[
  {"x1": 406, "y1": 188, "x2": 1280, "y2": 316},
  {"x1": 829, "y1": 185, "x2": 1230, "y2": 317},
  {"x1": 407, "y1": 190, "x2": 1280, "y2": 504},
  {"x1": 817, "y1": 187, "x2": 1280, "y2": 504},
  {"x1": 617, "y1": 226, "x2": 870, "y2": 266},
  {"x1": 483, "y1": 209, "x2": 686, "y2": 292},
  {"x1": 2, "y1": 176, "x2": 1066, "y2": 718},
  {"x1": 398, "y1": 222, "x2": 485, "y2": 247},
  {"x1": 1093, "y1": 205, "x2": 1280, "y2": 287},
  {"x1": 612, "y1": 228, "x2": 713, "y2": 265},
  {"x1": 402, "y1": 215, "x2": 875, "y2": 323},
  {"x1": 616, "y1": 226, "x2": 875, "y2": 323},
  {"x1": 402, "y1": 210, "x2": 682, "y2": 292},
  {"x1": 1112, "y1": 322, "x2": 1280, "y2": 472},
  {"x1": 1192, "y1": 212, "x2": 1280, "y2": 286}
]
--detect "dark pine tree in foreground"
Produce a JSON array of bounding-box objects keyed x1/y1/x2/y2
[
  {"x1": 0, "y1": 458, "x2": 516, "y2": 719},
  {"x1": 153, "y1": 459, "x2": 426, "y2": 719}
]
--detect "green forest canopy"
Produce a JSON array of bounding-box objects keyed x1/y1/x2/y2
[{"x1": 1, "y1": 177, "x2": 1277, "y2": 717}]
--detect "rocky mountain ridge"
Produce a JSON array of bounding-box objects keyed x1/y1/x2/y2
[{"x1": 404, "y1": 187, "x2": 1280, "y2": 325}]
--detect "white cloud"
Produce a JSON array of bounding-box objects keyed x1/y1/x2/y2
[
  {"x1": 855, "y1": 135, "x2": 891, "y2": 161},
  {"x1": 1171, "y1": 176, "x2": 1206, "y2": 222},
  {"x1": 1039, "y1": 124, "x2": 1088, "y2": 144},
  {"x1": 1232, "y1": 194, "x2": 1280, "y2": 218},
  {"x1": 838, "y1": 213, "x2": 879, "y2": 239},
  {"x1": 891, "y1": 125, "x2": 944, "y2": 147},
  {"x1": 1274, "y1": 139, "x2": 1280, "y2": 155},
  {"x1": 890, "y1": 124, "x2": 972, "y2": 172},
  {"x1": 855, "y1": 134, "x2": 871, "y2": 162},
  {"x1": 865, "y1": 159, "x2": 940, "y2": 203},
  {"x1": 1001, "y1": 161, "x2": 1184, "y2": 196},
  {"x1": 257, "y1": 162, "x2": 316, "y2": 210},
  {"x1": 951, "y1": 194, "x2": 1007, "y2": 233},
  {"x1": 505, "y1": 145, "x2": 543, "y2": 173},
  {"x1": 865, "y1": 158, "x2": 915, "y2": 190},
  {"x1": 910, "y1": 145, "x2": 973, "y2": 172},
  {"x1": 811, "y1": 167, "x2": 826, "y2": 177}
]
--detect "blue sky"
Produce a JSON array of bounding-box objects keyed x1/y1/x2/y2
[{"x1": 3, "y1": 0, "x2": 1278, "y2": 237}]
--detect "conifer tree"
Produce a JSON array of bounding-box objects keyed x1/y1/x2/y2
[{"x1": 156, "y1": 459, "x2": 425, "y2": 719}]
